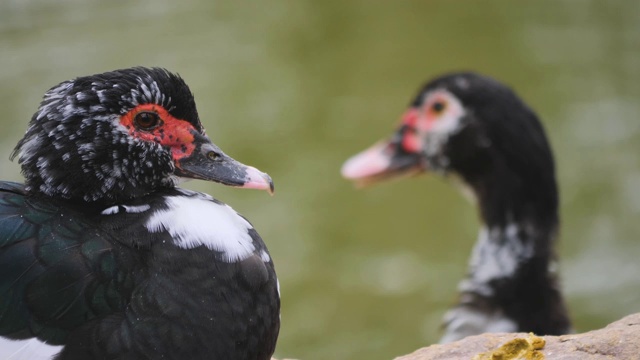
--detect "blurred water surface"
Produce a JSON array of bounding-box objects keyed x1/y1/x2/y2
[{"x1": 1, "y1": 1, "x2": 639, "y2": 359}]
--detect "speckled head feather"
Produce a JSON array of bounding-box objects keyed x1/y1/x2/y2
[{"x1": 11, "y1": 67, "x2": 202, "y2": 204}]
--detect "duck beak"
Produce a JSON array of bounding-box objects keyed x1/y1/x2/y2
[
  {"x1": 175, "y1": 134, "x2": 274, "y2": 195},
  {"x1": 341, "y1": 109, "x2": 426, "y2": 187}
]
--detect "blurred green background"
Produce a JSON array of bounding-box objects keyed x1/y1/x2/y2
[{"x1": 1, "y1": 1, "x2": 639, "y2": 359}]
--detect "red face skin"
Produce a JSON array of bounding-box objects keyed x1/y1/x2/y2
[
  {"x1": 342, "y1": 93, "x2": 455, "y2": 184},
  {"x1": 118, "y1": 104, "x2": 275, "y2": 194},
  {"x1": 399, "y1": 95, "x2": 448, "y2": 154},
  {"x1": 399, "y1": 109, "x2": 423, "y2": 153},
  {"x1": 119, "y1": 104, "x2": 197, "y2": 161}
]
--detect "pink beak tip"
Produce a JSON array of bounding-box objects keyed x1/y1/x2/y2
[{"x1": 243, "y1": 166, "x2": 275, "y2": 195}]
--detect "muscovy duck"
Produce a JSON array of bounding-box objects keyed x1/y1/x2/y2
[
  {"x1": 0, "y1": 67, "x2": 280, "y2": 359},
  {"x1": 341, "y1": 72, "x2": 571, "y2": 343}
]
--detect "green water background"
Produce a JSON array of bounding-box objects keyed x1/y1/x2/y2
[{"x1": 1, "y1": 1, "x2": 639, "y2": 359}]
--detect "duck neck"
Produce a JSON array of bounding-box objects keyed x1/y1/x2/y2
[
  {"x1": 462, "y1": 218, "x2": 556, "y2": 299},
  {"x1": 453, "y1": 165, "x2": 570, "y2": 335},
  {"x1": 467, "y1": 160, "x2": 558, "y2": 282}
]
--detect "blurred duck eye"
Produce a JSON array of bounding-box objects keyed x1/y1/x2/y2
[{"x1": 431, "y1": 101, "x2": 446, "y2": 114}]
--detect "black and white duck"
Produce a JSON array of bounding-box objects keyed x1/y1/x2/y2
[
  {"x1": 341, "y1": 72, "x2": 571, "y2": 343},
  {"x1": 0, "y1": 67, "x2": 280, "y2": 359}
]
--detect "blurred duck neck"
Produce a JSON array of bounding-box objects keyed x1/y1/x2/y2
[{"x1": 439, "y1": 170, "x2": 571, "y2": 343}]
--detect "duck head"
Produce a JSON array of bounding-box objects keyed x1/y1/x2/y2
[
  {"x1": 341, "y1": 72, "x2": 557, "y2": 224},
  {"x1": 12, "y1": 67, "x2": 273, "y2": 204},
  {"x1": 342, "y1": 72, "x2": 554, "y2": 187}
]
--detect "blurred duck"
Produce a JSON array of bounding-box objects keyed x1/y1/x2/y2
[{"x1": 341, "y1": 72, "x2": 571, "y2": 343}]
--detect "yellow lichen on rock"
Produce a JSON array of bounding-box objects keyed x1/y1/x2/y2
[{"x1": 473, "y1": 333, "x2": 546, "y2": 360}]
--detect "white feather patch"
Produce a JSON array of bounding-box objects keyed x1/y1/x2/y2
[
  {"x1": 122, "y1": 204, "x2": 150, "y2": 213},
  {"x1": 0, "y1": 337, "x2": 63, "y2": 360},
  {"x1": 145, "y1": 196, "x2": 255, "y2": 262},
  {"x1": 440, "y1": 306, "x2": 517, "y2": 344},
  {"x1": 100, "y1": 204, "x2": 151, "y2": 215},
  {"x1": 467, "y1": 224, "x2": 534, "y2": 287},
  {"x1": 421, "y1": 89, "x2": 467, "y2": 161},
  {"x1": 16, "y1": 136, "x2": 42, "y2": 161},
  {"x1": 101, "y1": 205, "x2": 119, "y2": 215},
  {"x1": 260, "y1": 250, "x2": 271, "y2": 263},
  {"x1": 276, "y1": 279, "x2": 281, "y2": 298}
]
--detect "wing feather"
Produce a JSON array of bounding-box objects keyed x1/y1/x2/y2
[{"x1": 0, "y1": 182, "x2": 136, "y2": 345}]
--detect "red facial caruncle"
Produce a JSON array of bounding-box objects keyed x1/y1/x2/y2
[
  {"x1": 119, "y1": 104, "x2": 197, "y2": 160},
  {"x1": 399, "y1": 109, "x2": 422, "y2": 153},
  {"x1": 398, "y1": 91, "x2": 451, "y2": 153}
]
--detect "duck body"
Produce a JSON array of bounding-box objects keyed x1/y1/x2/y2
[
  {"x1": 0, "y1": 183, "x2": 279, "y2": 359},
  {"x1": 342, "y1": 72, "x2": 571, "y2": 342},
  {"x1": 0, "y1": 68, "x2": 279, "y2": 359}
]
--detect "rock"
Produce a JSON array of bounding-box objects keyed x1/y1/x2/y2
[{"x1": 395, "y1": 313, "x2": 640, "y2": 360}]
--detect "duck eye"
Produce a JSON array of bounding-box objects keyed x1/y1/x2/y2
[
  {"x1": 432, "y1": 101, "x2": 446, "y2": 114},
  {"x1": 134, "y1": 111, "x2": 161, "y2": 129},
  {"x1": 207, "y1": 151, "x2": 219, "y2": 161}
]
